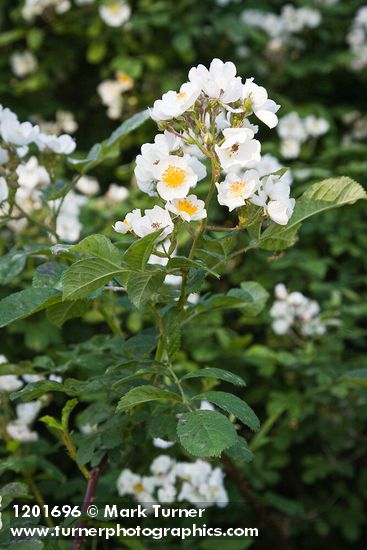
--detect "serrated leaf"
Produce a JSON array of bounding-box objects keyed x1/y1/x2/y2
[
  {"x1": 62, "y1": 257, "x2": 125, "y2": 300},
  {"x1": 0, "y1": 288, "x2": 61, "y2": 328},
  {"x1": 32, "y1": 262, "x2": 66, "y2": 289},
  {"x1": 225, "y1": 436, "x2": 254, "y2": 465},
  {"x1": 181, "y1": 368, "x2": 246, "y2": 387},
  {"x1": 70, "y1": 234, "x2": 121, "y2": 264},
  {"x1": 10, "y1": 381, "x2": 76, "y2": 402},
  {"x1": 116, "y1": 385, "x2": 180, "y2": 413},
  {"x1": 124, "y1": 230, "x2": 163, "y2": 270},
  {"x1": 46, "y1": 300, "x2": 89, "y2": 327},
  {"x1": 0, "y1": 249, "x2": 27, "y2": 285},
  {"x1": 163, "y1": 307, "x2": 182, "y2": 360},
  {"x1": 260, "y1": 177, "x2": 366, "y2": 248},
  {"x1": 192, "y1": 391, "x2": 260, "y2": 431},
  {"x1": 177, "y1": 410, "x2": 237, "y2": 457},
  {"x1": 126, "y1": 270, "x2": 165, "y2": 308}
]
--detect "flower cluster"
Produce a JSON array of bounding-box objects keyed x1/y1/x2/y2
[
  {"x1": 277, "y1": 112, "x2": 330, "y2": 159},
  {"x1": 10, "y1": 51, "x2": 38, "y2": 78},
  {"x1": 270, "y1": 284, "x2": 328, "y2": 337},
  {"x1": 347, "y1": 6, "x2": 367, "y2": 71},
  {"x1": 115, "y1": 58, "x2": 297, "y2": 239},
  {"x1": 242, "y1": 5, "x2": 321, "y2": 54},
  {"x1": 99, "y1": 1, "x2": 131, "y2": 28},
  {"x1": 97, "y1": 72, "x2": 134, "y2": 119},
  {"x1": 117, "y1": 455, "x2": 228, "y2": 509},
  {"x1": 22, "y1": 0, "x2": 71, "y2": 20}
]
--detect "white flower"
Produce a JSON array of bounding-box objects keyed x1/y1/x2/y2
[
  {"x1": 0, "y1": 177, "x2": 8, "y2": 203},
  {"x1": 80, "y1": 423, "x2": 98, "y2": 434},
  {"x1": 6, "y1": 421, "x2": 38, "y2": 442},
  {"x1": 76, "y1": 175, "x2": 100, "y2": 196},
  {"x1": 56, "y1": 111, "x2": 78, "y2": 134},
  {"x1": 148, "y1": 242, "x2": 182, "y2": 286},
  {"x1": 274, "y1": 283, "x2": 288, "y2": 300},
  {"x1": 150, "y1": 455, "x2": 175, "y2": 476},
  {"x1": 277, "y1": 112, "x2": 307, "y2": 142},
  {"x1": 105, "y1": 183, "x2": 129, "y2": 202},
  {"x1": 0, "y1": 146, "x2": 9, "y2": 164},
  {"x1": 157, "y1": 484, "x2": 176, "y2": 503},
  {"x1": 215, "y1": 169, "x2": 260, "y2": 211},
  {"x1": 117, "y1": 469, "x2": 142, "y2": 496},
  {"x1": 37, "y1": 133, "x2": 76, "y2": 154},
  {"x1": 214, "y1": 127, "x2": 261, "y2": 172},
  {"x1": 241, "y1": 78, "x2": 280, "y2": 128},
  {"x1": 99, "y1": 1, "x2": 131, "y2": 27},
  {"x1": 280, "y1": 139, "x2": 301, "y2": 159},
  {"x1": 10, "y1": 51, "x2": 38, "y2": 78},
  {"x1": 154, "y1": 156, "x2": 197, "y2": 201},
  {"x1": 166, "y1": 194, "x2": 206, "y2": 222},
  {"x1": 54, "y1": 190, "x2": 87, "y2": 242},
  {"x1": 252, "y1": 174, "x2": 295, "y2": 225},
  {"x1": 0, "y1": 375, "x2": 23, "y2": 392},
  {"x1": 1, "y1": 118, "x2": 39, "y2": 146},
  {"x1": 132, "y1": 206, "x2": 174, "y2": 240},
  {"x1": 256, "y1": 153, "x2": 293, "y2": 186},
  {"x1": 134, "y1": 133, "x2": 172, "y2": 196},
  {"x1": 23, "y1": 374, "x2": 45, "y2": 383},
  {"x1": 153, "y1": 437, "x2": 175, "y2": 449},
  {"x1": 16, "y1": 157, "x2": 50, "y2": 189},
  {"x1": 199, "y1": 400, "x2": 215, "y2": 411},
  {"x1": 189, "y1": 58, "x2": 243, "y2": 104},
  {"x1": 151, "y1": 82, "x2": 201, "y2": 122},
  {"x1": 304, "y1": 115, "x2": 330, "y2": 137},
  {"x1": 97, "y1": 75, "x2": 133, "y2": 119},
  {"x1": 113, "y1": 208, "x2": 142, "y2": 234},
  {"x1": 16, "y1": 400, "x2": 43, "y2": 425}
]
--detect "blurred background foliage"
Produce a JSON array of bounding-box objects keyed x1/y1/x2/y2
[{"x1": 1, "y1": 0, "x2": 367, "y2": 548}]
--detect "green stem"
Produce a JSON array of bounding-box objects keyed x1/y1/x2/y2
[{"x1": 249, "y1": 408, "x2": 285, "y2": 453}]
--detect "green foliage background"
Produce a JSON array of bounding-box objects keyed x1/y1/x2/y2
[{"x1": 1, "y1": 0, "x2": 367, "y2": 548}]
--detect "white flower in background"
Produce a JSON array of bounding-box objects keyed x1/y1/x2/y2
[
  {"x1": 10, "y1": 51, "x2": 38, "y2": 78},
  {"x1": 277, "y1": 112, "x2": 307, "y2": 142},
  {"x1": 0, "y1": 177, "x2": 8, "y2": 203},
  {"x1": 113, "y1": 208, "x2": 142, "y2": 234},
  {"x1": 6, "y1": 422, "x2": 38, "y2": 442},
  {"x1": 105, "y1": 183, "x2": 129, "y2": 202},
  {"x1": 154, "y1": 156, "x2": 197, "y2": 201},
  {"x1": 216, "y1": 169, "x2": 260, "y2": 211},
  {"x1": 98, "y1": 73, "x2": 134, "y2": 119},
  {"x1": 6, "y1": 399, "x2": 43, "y2": 442},
  {"x1": 76, "y1": 175, "x2": 100, "y2": 196},
  {"x1": 132, "y1": 206, "x2": 174, "y2": 240},
  {"x1": 150, "y1": 455, "x2": 175, "y2": 477},
  {"x1": 270, "y1": 284, "x2": 329, "y2": 337},
  {"x1": 153, "y1": 437, "x2": 175, "y2": 449},
  {"x1": 0, "y1": 374, "x2": 23, "y2": 392},
  {"x1": 48, "y1": 374, "x2": 63, "y2": 383},
  {"x1": 56, "y1": 111, "x2": 78, "y2": 134},
  {"x1": 54, "y1": 191, "x2": 87, "y2": 242},
  {"x1": 16, "y1": 156, "x2": 50, "y2": 189},
  {"x1": 157, "y1": 484, "x2": 176, "y2": 503},
  {"x1": 23, "y1": 374, "x2": 45, "y2": 383},
  {"x1": 0, "y1": 146, "x2": 9, "y2": 164},
  {"x1": 214, "y1": 127, "x2": 261, "y2": 172},
  {"x1": 251, "y1": 174, "x2": 295, "y2": 225},
  {"x1": 280, "y1": 139, "x2": 301, "y2": 159},
  {"x1": 76, "y1": 0, "x2": 95, "y2": 4},
  {"x1": 80, "y1": 423, "x2": 98, "y2": 434},
  {"x1": 1, "y1": 118, "x2": 39, "y2": 146},
  {"x1": 16, "y1": 400, "x2": 43, "y2": 425},
  {"x1": 189, "y1": 58, "x2": 243, "y2": 104},
  {"x1": 166, "y1": 194, "x2": 207, "y2": 222},
  {"x1": 241, "y1": 78, "x2": 280, "y2": 128},
  {"x1": 36, "y1": 133, "x2": 76, "y2": 154},
  {"x1": 151, "y1": 82, "x2": 200, "y2": 122},
  {"x1": 148, "y1": 242, "x2": 182, "y2": 286},
  {"x1": 117, "y1": 470, "x2": 155, "y2": 503},
  {"x1": 99, "y1": 1, "x2": 131, "y2": 27},
  {"x1": 22, "y1": 0, "x2": 71, "y2": 21},
  {"x1": 281, "y1": 5, "x2": 321, "y2": 33},
  {"x1": 304, "y1": 115, "x2": 330, "y2": 137}
]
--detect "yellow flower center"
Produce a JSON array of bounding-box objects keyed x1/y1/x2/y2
[
  {"x1": 177, "y1": 92, "x2": 187, "y2": 101},
  {"x1": 162, "y1": 165, "x2": 186, "y2": 188},
  {"x1": 109, "y1": 3, "x2": 122, "y2": 14},
  {"x1": 117, "y1": 72, "x2": 133, "y2": 85},
  {"x1": 133, "y1": 482, "x2": 144, "y2": 493},
  {"x1": 229, "y1": 181, "x2": 246, "y2": 196},
  {"x1": 178, "y1": 199, "x2": 198, "y2": 216}
]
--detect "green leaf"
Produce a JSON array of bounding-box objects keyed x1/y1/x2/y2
[
  {"x1": 126, "y1": 270, "x2": 165, "y2": 308},
  {"x1": 163, "y1": 306, "x2": 182, "y2": 360},
  {"x1": 40, "y1": 179, "x2": 74, "y2": 201},
  {"x1": 39, "y1": 415, "x2": 63, "y2": 432},
  {"x1": 260, "y1": 177, "x2": 366, "y2": 248},
  {"x1": 181, "y1": 368, "x2": 246, "y2": 387},
  {"x1": 166, "y1": 256, "x2": 220, "y2": 278},
  {"x1": 62, "y1": 399, "x2": 78, "y2": 431},
  {"x1": 62, "y1": 257, "x2": 125, "y2": 300},
  {"x1": 0, "y1": 482, "x2": 30, "y2": 509},
  {"x1": 32, "y1": 262, "x2": 66, "y2": 289},
  {"x1": 47, "y1": 299, "x2": 89, "y2": 327},
  {"x1": 192, "y1": 391, "x2": 260, "y2": 431},
  {"x1": 124, "y1": 230, "x2": 163, "y2": 270},
  {"x1": 341, "y1": 369, "x2": 367, "y2": 389},
  {"x1": 116, "y1": 385, "x2": 180, "y2": 413},
  {"x1": 201, "y1": 282, "x2": 268, "y2": 316},
  {"x1": 0, "y1": 249, "x2": 27, "y2": 285},
  {"x1": 177, "y1": 410, "x2": 237, "y2": 457},
  {"x1": 225, "y1": 436, "x2": 254, "y2": 465},
  {"x1": 70, "y1": 234, "x2": 121, "y2": 264},
  {"x1": 10, "y1": 381, "x2": 75, "y2": 402},
  {"x1": 68, "y1": 110, "x2": 149, "y2": 174},
  {"x1": 0, "y1": 288, "x2": 60, "y2": 328}
]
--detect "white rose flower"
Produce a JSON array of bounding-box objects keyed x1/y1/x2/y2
[
  {"x1": 76, "y1": 175, "x2": 100, "y2": 196},
  {"x1": 153, "y1": 437, "x2": 175, "y2": 449},
  {"x1": 0, "y1": 176, "x2": 8, "y2": 203},
  {"x1": 99, "y1": 1, "x2": 131, "y2": 27},
  {"x1": 154, "y1": 156, "x2": 197, "y2": 201},
  {"x1": 215, "y1": 169, "x2": 260, "y2": 211},
  {"x1": 105, "y1": 183, "x2": 129, "y2": 202},
  {"x1": 304, "y1": 115, "x2": 330, "y2": 137},
  {"x1": 36, "y1": 133, "x2": 76, "y2": 154},
  {"x1": 280, "y1": 139, "x2": 301, "y2": 159},
  {"x1": 150, "y1": 82, "x2": 201, "y2": 122},
  {"x1": 214, "y1": 127, "x2": 261, "y2": 172},
  {"x1": 241, "y1": 78, "x2": 280, "y2": 128},
  {"x1": 1, "y1": 119, "x2": 39, "y2": 146},
  {"x1": 132, "y1": 206, "x2": 174, "y2": 240},
  {"x1": 6, "y1": 421, "x2": 38, "y2": 442},
  {"x1": 113, "y1": 208, "x2": 142, "y2": 234},
  {"x1": 277, "y1": 112, "x2": 307, "y2": 142},
  {"x1": 188, "y1": 58, "x2": 243, "y2": 104},
  {"x1": 157, "y1": 484, "x2": 176, "y2": 503},
  {"x1": 166, "y1": 194, "x2": 207, "y2": 222},
  {"x1": 10, "y1": 51, "x2": 38, "y2": 78},
  {"x1": 0, "y1": 375, "x2": 23, "y2": 392},
  {"x1": 150, "y1": 455, "x2": 175, "y2": 476},
  {"x1": 16, "y1": 156, "x2": 50, "y2": 189}
]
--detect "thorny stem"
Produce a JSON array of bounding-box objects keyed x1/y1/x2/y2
[{"x1": 72, "y1": 454, "x2": 108, "y2": 550}]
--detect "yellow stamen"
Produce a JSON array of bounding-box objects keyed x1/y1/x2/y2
[
  {"x1": 230, "y1": 181, "x2": 246, "y2": 196},
  {"x1": 178, "y1": 199, "x2": 198, "y2": 216},
  {"x1": 133, "y1": 482, "x2": 144, "y2": 493},
  {"x1": 117, "y1": 72, "x2": 133, "y2": 85},
  {"x1": 109, "y1": 3, "x2": 122, "y2": 14},
  {"x1": 177, "y1": 92, "x2": 187, "y2": 100},
  {"x1": 162, "y1": 165, "x2": 186, "y2": 188}
]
